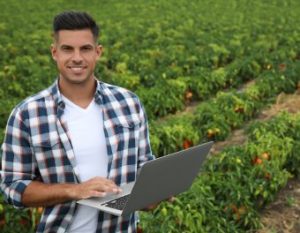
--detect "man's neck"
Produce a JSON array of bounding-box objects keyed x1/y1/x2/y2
[{"x1": 58, "y1": 76, "x2": 97, "y2": 109}]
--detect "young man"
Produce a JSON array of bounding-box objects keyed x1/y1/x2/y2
[{"x1": 0, "y1": 11, "x2": 154, "y2": 232}]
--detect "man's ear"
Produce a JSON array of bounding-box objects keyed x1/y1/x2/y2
[
  {"x1": 96, "y1": 45, "x2": 103, "y2": 61},
  {"x1": 51, "y1": 44, "x2": 57, "y2": 61}
]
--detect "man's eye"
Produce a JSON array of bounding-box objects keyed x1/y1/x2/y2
[
  {"x1": 82, "y1": 47, "x2": 93, "y2": 51},
  {"x1": 62, "y1": 47, "x2": 72, "y2": 52}
]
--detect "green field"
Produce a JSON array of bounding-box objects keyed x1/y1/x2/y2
[{"x1": 1, "y1": 0, "x2": 300, "y2": 232}]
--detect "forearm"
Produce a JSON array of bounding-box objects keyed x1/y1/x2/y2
[
  {"x1": 21, "y1": 181, "x2": 78, "y2": 207},
  {"x1": 21, "y1": 177, "x2": 121, "y2": 207}
]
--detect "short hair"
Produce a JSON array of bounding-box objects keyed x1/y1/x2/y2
[{"x1": 53, "y1": 11, "x2": 99, "y2": 41}]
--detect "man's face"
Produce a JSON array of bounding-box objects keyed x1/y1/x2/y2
[{"x1": 51, "y1": 29, "x2": 102, "y2": 85}]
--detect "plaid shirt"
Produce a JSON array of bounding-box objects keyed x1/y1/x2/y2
[{"x1": 0, "y1": 79, "x2": 154, "y2": 233}]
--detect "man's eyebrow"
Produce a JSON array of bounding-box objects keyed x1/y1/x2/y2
[
  {"x1": 81, "y1": 44, "x2": 94, "y2": 48},
  {"x1": 60, "y1": 44, "x2": 73, "y2": 49}
]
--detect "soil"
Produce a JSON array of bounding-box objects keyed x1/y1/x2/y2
[
  {"x1": 168, "y1": 81, "x2": 300, "y2": 232},
  {"x1": 210, "y1": 89, "x2": 300, "y2": 233}
]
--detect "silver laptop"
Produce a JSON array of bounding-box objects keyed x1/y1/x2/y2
[{"x1": 77, "y1": 141, "x2": 213, "y2": 216}]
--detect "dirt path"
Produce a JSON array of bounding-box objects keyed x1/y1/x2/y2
[
  {"x1": 258, "y1": 179, "x2": 300, "y2": 233},
  {"x1": 210, "y1": 90, "x2": 300, "y2": 233},
  {"x1": 211, "y1": 90, "x2": 300, "y2": 153},
  {"x1": 164, "y1": 80, "x2": 300, "y2": 232},
  {"x1": 175, "y1": 80, "x2": 300, "y2": 232},
  {"x1": 256, "y1": 91, "x2": 300, "y2": 233}
]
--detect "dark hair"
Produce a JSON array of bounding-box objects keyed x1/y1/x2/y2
[{"x1": 53, "y1": 11, "x2": 99, "y2": 41}]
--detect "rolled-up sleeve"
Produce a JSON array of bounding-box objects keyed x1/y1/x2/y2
[{"x1": 0, "y1": 108, "x2": 35, "y2": 208}]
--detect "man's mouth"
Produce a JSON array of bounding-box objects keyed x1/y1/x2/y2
[{"x1": 67, "y1": 66, "x2": 86, "y2": 73}]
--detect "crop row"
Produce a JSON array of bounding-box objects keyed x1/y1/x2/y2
[
  {"x1": 93, "y1": 25, "x2": 300, "y2": 120},
  {"x1": 1, "y1": 1, "x2": 300, "y2": 138},
  {"x1": 2, "y1": 28, "x2": 297, "y2": 138},
  {"x1": 149, "y1": 59, "x2": 300, "y2": 157},
  {"x1": 140, "y1": 111, "x2": 300, "y2": 232}
]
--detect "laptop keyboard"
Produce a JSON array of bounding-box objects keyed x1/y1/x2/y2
[{"x1": 102, "y1": 194, "x2": 130, "y2": 210}]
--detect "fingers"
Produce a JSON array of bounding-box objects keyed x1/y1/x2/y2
[
  {"x1": 167, "y1": 196, "x2": 175, "y2": 202},
  {"x1": 89, "y1": 190, "x2": 107, "y2": 197},
  {"x1": 141, "y1": 197, "x2": 176, "y2": 212},
  {"x1": 92, "y1": 177, "x2": 122, "y2": 193},
  {"x1": 78, "y1": 177, "x2": 122, "y2": 199},
  {"x1": 147, "y1": 203, "x2": 158, "y2": 210},
  {"x1": 141, "y1": 202, "x2": 159, "y2": 211}
]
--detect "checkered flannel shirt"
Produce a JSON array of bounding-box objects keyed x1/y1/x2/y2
[{"x1": 0, "y1": 79, "x2": 154, "y2": 233}]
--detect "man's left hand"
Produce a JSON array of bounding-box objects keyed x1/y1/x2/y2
[{"x1": 141, "y1": 196, "x2": 175, "y2": 211}]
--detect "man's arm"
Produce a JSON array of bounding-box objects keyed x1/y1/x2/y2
[
  {"x1": 0, "y1": 108, "x2": 121, "y2": 208},
  {"x1": 0, "y1": 107, "x2": 35, "y2": 208},
  {"x1": 21, "y1": 177, "x2": 122, "y2": 207}
]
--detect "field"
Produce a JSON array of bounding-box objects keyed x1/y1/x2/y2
[
  {"x1": 211, "y1": 90, "x2": 300, "y2": 233},
  {"x1": 1, "y1": 0, "x2": 300, "y2": 232}
]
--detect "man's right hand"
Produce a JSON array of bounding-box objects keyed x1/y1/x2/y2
[
  {"x1": 22, "y1": 177, "x2": 122, "y2": 207},
  {"x1": 72, "y1": 177, "x2": 122, "y2": 200}
]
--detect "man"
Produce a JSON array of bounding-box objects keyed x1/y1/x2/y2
[{"x1": 0, "y1": 11, "x2": 154, "y2": 232}]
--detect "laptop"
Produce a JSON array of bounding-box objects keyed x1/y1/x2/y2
[{"x1": 77, "y1": 141, "x2": 213, "y2": 216}]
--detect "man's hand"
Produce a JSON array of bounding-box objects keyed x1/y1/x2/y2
[
  {"x1": 22, "y1": 177, "x2": 122, "y2": 207},
  {"x1": 71, "y1": 177, "x2": 122, "y2": 200}
]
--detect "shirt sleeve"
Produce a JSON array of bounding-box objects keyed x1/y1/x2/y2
[
  {"x1": 137, "y1": 101, "x2": 155, "y2": 168},
  {"x1": 0, "y1": 107, "x2": 36, "y2": 208}
]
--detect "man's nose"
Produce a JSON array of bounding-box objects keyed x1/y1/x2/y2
[{"x1": 72, "y1": 50, "x2": 83, "y2": 62}]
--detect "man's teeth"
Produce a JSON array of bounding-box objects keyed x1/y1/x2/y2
[{"x1": 70, "y1": 67, "x2": 84, "y2": 71}]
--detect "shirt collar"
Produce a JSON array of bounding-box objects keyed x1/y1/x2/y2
[
  {"x1": 50, "y1": 78, "x2": 105, "y2": 117},
  {"x1": 49, "y1": 79, "x2": 64, "y2": 118},
  {"x1": 95, "y1": 79, "x2": 105, "y2": 105}
]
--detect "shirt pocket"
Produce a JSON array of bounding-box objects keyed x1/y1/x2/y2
[
  {"x1": 32, "y1": 134, "x2": 62, "y2": 159},
  {"x1": 114, "y1": 118, "x2": 140, "y2": 137},
  {"x1": 37, "y1": 139, "x2": 60, "y2": 150},
  {"x1": 110, "y1": 120, "x2": 140, "y2": 183}
]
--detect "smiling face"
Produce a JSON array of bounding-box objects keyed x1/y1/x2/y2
[{"x1": 51, "y1": 29, "x2": 102, "y2": 86}]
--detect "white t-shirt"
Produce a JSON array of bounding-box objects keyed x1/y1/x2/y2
[{"x1": 62, "y1": 96, "x2": 108, "y2": 233}]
